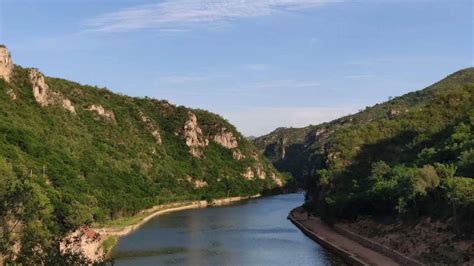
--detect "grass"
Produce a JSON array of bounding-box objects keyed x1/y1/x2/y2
[
  {"x1": 99, "y1": 213, "x2": 149, "y2": 229},
  {"x1": 95, "y1": 200, "x2": 195, "y2": 229},
  {"x1": 102, "y1": 235, "x2": 118, "y2": 255}
]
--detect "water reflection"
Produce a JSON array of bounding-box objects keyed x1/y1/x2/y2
[{"x1": 112, "y1": 193, "x2": 344, "y2": 265}]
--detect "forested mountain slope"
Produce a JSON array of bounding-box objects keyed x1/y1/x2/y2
[
  {"x1": 307, "y1": 68, "x2": 473, "y2": 217},
  {"x1": 256, "y1": 68, "x2": 474, "y2": 263},
  {"x1": 0, "y1": 46, "x2": 283, "y2": 263},
  {"x1": 255, "y1": 68, "x2": 474, "y2": 184}
]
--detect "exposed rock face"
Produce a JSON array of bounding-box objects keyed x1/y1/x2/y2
[
  {"x1": 315, "y1": 128, "x2": 326, "y2": 137},
  {"x1": 250, "y1": 151, "x2": 259, "y2": 161},
  {"x1": 193, "y1": 179, "x2": 208, "y2": 189},
  {"x1": 183, "y1": 111, "x2": 208, "y2": 158},
  {"x1": 388, "y1": 108, "x2": 408, "y2": 118},
  {"x1": 29, "y1": 69, "x2": 76, "y2": 114},
  {"x1": 212, "y1": 127, "x2": 243, "y2": 160},
  {"x1": 60, "y1": 227, "x2": 103, "y2": 263},
  {"x1": 7, "y1": 89, "x2": 16, "y2": 100},
  {"x1": 232, "y1": 149, "x2": 245, "y2": 160},
  {"x1": 255, "y1": 164, "x2": 266, "y2": 180},
  {"x1": 213, "y1": 127, "x2": 238, "y2": 149},
  {"x1": 62, "y1": 99, "x2": 76, "y2": 113},
  {"x1": 186, "y1": 176, "x2": 208, "y2": 189},
  {"x1": 138, "y1": 110, "x2": 162, "y2": 144},
  {"x1": 87, "y1": 104, "x2": 115, "y2": 121},
  {"x1": 0, "y1": 46, "x2": 14, "y2": 82},
  {"x1": 389, "y1": 108, "x2": 401, "y2": 118},
  {"x1": 271, "y1": 173, "x2": 283, "y2": 187},
  {"x1": 242, "y1": 164, "x2": 280, "y2": 183},
  {"x1": 30, "y1": 69, "x2": 50, "y2": 104},
  {"x1": 242, "y1": 167, "x2": 255, "y2": 180},
  {"x1": 279, "y1": 137, "x2": 288, "y2": 159}
]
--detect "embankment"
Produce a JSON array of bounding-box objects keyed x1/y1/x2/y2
[{"x1": 288, "y1": 207, "x2": 401, "y2": 266}]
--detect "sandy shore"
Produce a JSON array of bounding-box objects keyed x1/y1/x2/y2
[
  {"x1": 289, "y1": 207, "x2": 399, "y2": 266},
  {"x1": 73, "y1": 194, "x2": 261, "y2": 262}
]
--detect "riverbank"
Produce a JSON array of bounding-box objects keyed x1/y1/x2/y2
[
  {"x1": 111, "y1": 193, "x2": 341, "y2": 265},
  {"x1": 65, "y1": 194, "x2": 261, "y2": 262},
  {"x1": 288, "y1": 207, "x2": 400, "y2": 266},
  {"x1": 339, "y1": 217, "x2": 472, "y2": 265}
]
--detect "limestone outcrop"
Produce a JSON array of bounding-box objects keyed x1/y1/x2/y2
[
  {"x1": 86, "y1": 104, "x2": 115, "y2": 121},
  {"x1": 213, "y1": 127, "x2": 238, "y2": 149},
  {"x1": 388, "y1": 108, "x2": 408, "y2": 118},
  {"x1": 271, "y1": 173, "x2": 283, "y2": 187},
  {"x1": 0, "y1": 46, "x2": 13, "y2": 82},
  {"x1": 193, "y1": 179, "x2": 208, "y2": 189},
  {"x1": 279, "y1": 137, "x2": 288, "y2": 159},
  {"x1": 7, "y1": 89, "x2": 16, "y2": 100},
  {"x1": 242, "y1": 167, "x2": 255, "y2": 180},
  {"x1": 138, "y1": 110, "x2": 162, "y2": 144},
  {"x1": 212, "y1": 127, "x2": 244, "y2": 160},
  {"x1": 232, "y1": 149, "x2": 245, "y2": 160},
  {"x1": 185, "y1": 176, "x2": 208, "y2": 188},
  {"x1": 29, "y1": 69, "x2": 76, "y2": 113},
  {"x1": 250, "y1": 151, "x2": 259, "y2": 161},
  {"x1": 255, "y1": 164, "x2": 267, "y2": 180},
  {"x1": 242, "y1": 164, "x2": 283, "y2": 186},
  {"x1": 60, "y1": 227, "x2": 103, "y2": 263},
  {"x1": 183, "y1": 111, "x2": 209, "y2": 157}
]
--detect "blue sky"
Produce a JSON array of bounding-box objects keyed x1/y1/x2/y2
[{"x1": 1, "y1": 0, "x2": 472, "y2": 136}]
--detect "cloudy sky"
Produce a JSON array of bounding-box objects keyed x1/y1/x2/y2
[{"x1": 0, "y1": 0, "x2": 472, "y2": 136}]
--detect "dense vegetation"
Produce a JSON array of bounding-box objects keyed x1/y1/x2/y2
[
  {"x1": 255, "y1": 68, "x2": 474, "y2": 233},
  {"x1": 0, "y1": 65, "x2": 282, "y2": 263}
]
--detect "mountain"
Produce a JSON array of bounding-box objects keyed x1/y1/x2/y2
[
  {"x1": 255, "y1": 68, "x2": 473, "y2": 222},
  {"x1": 255, "y1": 68, "x2": 474, "y2": 263},
  {"x1": 0, "y1": 46, "x2": 283, "y2": 263},
  {"x1": 254, "y1": 68, "x2": 474, "y2": 184}
]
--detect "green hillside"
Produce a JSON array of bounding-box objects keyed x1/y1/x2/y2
[
  {"x1": 0, "y1": 51, "x2": 283, "y2": 262},
  {"x1": 255, "y1": 68, "x2": 474, "y2": 227},
  {"x1": 255, "y1": 68, "x2": 474, "y2": 181}
]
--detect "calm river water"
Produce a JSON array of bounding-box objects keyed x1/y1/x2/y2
[{"x1": 111, "y1": 193, "x2": 343, "y2": 265}]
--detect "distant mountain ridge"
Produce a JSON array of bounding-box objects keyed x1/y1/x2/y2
[
  {"x1": 254, "y1": 68, "x2": 474, "y2": 264},
  {"x1": 254, "y1": 68, "x2": 474, "y2": 183}
]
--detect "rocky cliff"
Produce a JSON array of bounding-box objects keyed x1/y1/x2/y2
[
  {"x1": 0, "y1": 45, "x2": 284, "y2": 264},
  {"x1": 30, "y1": 68, "x2": 76, "y2": 113},
  {"x1": 0, "y1": 46, "x2": 14, "y2": 82}
]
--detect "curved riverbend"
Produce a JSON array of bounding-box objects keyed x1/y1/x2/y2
[{"x1": 111, "y1": 193, "x2": 343, "y2": 265}]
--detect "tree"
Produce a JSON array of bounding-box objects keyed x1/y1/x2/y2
[{"x1": 370, "y1": 161, "x2": 391, "y2": 180}]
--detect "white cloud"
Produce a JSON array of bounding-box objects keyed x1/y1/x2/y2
[
  {"x1": 84, "y1": 0, "x2": 337, "y2": 33},
  {"x1": 221, "y1": 106, "x2": 360, "y2": 136}
]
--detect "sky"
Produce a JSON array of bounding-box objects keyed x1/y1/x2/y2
[{"x1": 0, "y1": 0, "x2": 472, "y2": 136}]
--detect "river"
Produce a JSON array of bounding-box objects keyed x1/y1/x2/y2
[{"x1": 111, "y1": 193, "x2": 343, "y2": 265}]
